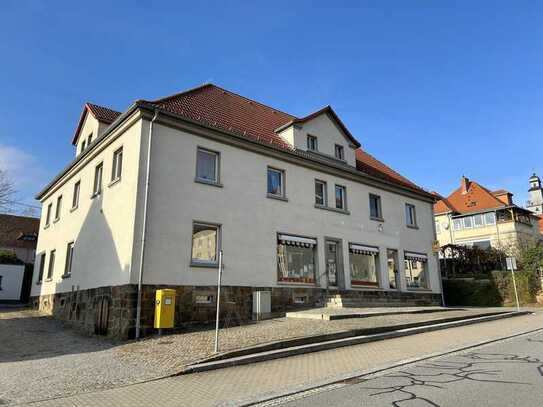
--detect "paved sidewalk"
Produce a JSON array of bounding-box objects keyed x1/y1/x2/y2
[{"x1": 21, "y1": 310, "x2": 543, "y2": 407}]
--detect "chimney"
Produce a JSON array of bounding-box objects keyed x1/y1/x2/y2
[{"x1": 461, "y1": 176, "x2": 470, "y2": 195}]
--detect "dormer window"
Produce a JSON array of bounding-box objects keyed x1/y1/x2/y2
[
  {"x1": 334, "y1": 144, "x2": 344, "y2": 160},
  {"x1": 307, "y1": 135, "x2": 318, "y2": 151}
]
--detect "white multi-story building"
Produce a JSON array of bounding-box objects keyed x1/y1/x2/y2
[{"x1": 32, "y1": 84, "x2": 441, "y2": 338}]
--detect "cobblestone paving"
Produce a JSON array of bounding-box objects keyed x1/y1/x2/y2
[
  {"x1": 0, "y1": 307, "x2": 510, "y2": 405},
  {"x1": 0, "y1": 309, "x2": 163, "y2": 405}
]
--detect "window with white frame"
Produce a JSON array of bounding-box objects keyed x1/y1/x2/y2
[
  {"x1": 405, "y1": 203, "x2": 417, "y2": 227},
  {"x1": 87, "y1": 133, "x2": 92, "y2": 146},
  {"x1": 196, "y1": 148, "x2": 219, "y2": 183},
  {"x1": 72, "y1": 181, "x2": 80, "y2": 209},
  {"x1": 463, "y1": 216, "x2": 473, "y2": 228},
  {"x1": 93, "y1": 163, "x2": 103, "y2": 196},
  {"x1": 473, "y1": 214, "x2": 484, "y2": 227},
  {"x1": 453, "y1": 219, "x2": 462, "y2": 230},
  {"x1": 369, "y1": 194, "x2": 382, "y2": 219},
  {"x1": 435, "y1": 221, "x2": 441, "y2": 234},
  {"x1": 334, "y1": 144, "x2": 344, "y2": 160},
  {"x1": 277, "y1": 234, "x2": 316, "y2": 284},
  {"x1": 335, "y1": 185, "x2": 346, "y2": 210},
  {"x1": 191, "y1": 222, "x2": 219, "y2": 265},
  {"x1": 54, "y1": 195, "x2": 62, "y2": 221},
  {"x1": 307, "y1": 135, "x2": 318, "y2": 151},
  {"x1": 63, "y1": 242, "x2": 74, "y2": 277},
  {"x1": 267, "y1": 167, "x2": 285, "y2": 197},
  {"x1": 81, "y1": 140, "x2": 86, "y2": 153},
  {"x1": 46, "y1": 249, "x2": 56, "y2": 280},
  {"x1": 111, "y1": 147, "x2": 123, "y2": 182},
  {"x1": 315, "y1": 180, "x2": 327, "y2": 206},
  {"x1": 484, "y1": 212, "x2": 496, "y2": 225},
  {"x1": 45, "y1": 203, "x2": 52, "y2": 227},
  {"x1": 404, "y1": 252, "x2": 429, "y2": 289},
  {"x1": 37, "y1": 253, "x2": 46, "y2": 283},
  {"x1": 349, "y1": 244, "x2": 379, "y2": 286}
]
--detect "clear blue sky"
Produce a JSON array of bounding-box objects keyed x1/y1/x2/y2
[{"x1": 1, "y1": 1, "x2": 542, "y2": 213}]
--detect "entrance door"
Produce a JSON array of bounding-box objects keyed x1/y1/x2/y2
[
  {"x1": 387, "y1": 249, "x2": 401, "y2": 290},
  {"x1": 325, "y1": 240, "x2": 339, "y2": 288}
]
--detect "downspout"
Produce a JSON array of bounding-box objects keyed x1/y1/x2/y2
[{"x1": 135, "y1": 109, "x2": 159, "y2": 340}]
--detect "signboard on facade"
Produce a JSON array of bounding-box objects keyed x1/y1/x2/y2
[
  {"x1": 506, "y1": 257, "x2": 517, "y2": 271},
  {"x1": 432, "y1": 240, "x2": 441, "y2": 253}
]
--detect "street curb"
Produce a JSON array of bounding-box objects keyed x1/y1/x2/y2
[
  {"x1": 183, "y1": 311, "x2": 529, "y2": 374},
  {"x1": 237, "y1": 314, "x2": 543, "y2": 407},
  {"x1": 186, "y1": 310, "x2": 510, "y2": 366}
]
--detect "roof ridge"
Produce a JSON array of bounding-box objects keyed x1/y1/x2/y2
[
  {"x1": 0, "y1": 213, "x2": 40, "y2": 221},
  {"x1": 85, "y1": 102, "x2": 121, "y2": 114},
  {"x1": 149, "y1": 83, "x2": 296, "y2": 119}
]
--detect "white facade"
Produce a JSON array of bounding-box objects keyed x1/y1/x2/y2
[
  {"x1": 0, "y1": 264, "x2": 25, "y2": 301},
  {"x1": 32, "y1": 99, "x2": 440, "y2": 301}
]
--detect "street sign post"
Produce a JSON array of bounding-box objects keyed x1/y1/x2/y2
[{"x1": 506, "y1": 256, "x2": 520, "y2": 312}]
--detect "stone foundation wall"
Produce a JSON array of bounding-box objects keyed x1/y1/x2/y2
[{"x1": 31, "y1": 284, "x2": 441, "y2": 340}]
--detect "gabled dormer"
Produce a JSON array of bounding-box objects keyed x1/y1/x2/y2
[
  {"x1": 275, "y1": 106, "x2": 361, "y2": 167},
  {"x1": 72, "y1": 103, "x2": 121, "y2": 157}
]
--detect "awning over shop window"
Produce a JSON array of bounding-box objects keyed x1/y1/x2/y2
[
  {"x1": 404, "y1": 251, "x2": 428, "y2": 262},
  {"x1": 349, "y1": 244, "x2": 379, "y2": 255},
  {"x1": 278, "y1": 234, "x2": 317, "y2": 248}
]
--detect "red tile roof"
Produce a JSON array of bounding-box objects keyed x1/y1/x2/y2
[
  {"x1": 71, "y1": 103, "x2": 121, "y2": 145},
  {"x1": 86, "y1": 103, "x2": 121, "y2": 124},
  {"x1": 143, "y1": 84, "x2": 425, "y2": 194},
  {"x1": 355, "y1": 149, "x2": 425, "y2": 192},
  {"x1": 147, "y1": 84, "x2": 294, "y2": 150},
  {"x1": 0, "y1": 214, "x2": 39, "y2": 250},
  {"x1": 434, "y1": 177, "x2": 511, "y2": 215}
]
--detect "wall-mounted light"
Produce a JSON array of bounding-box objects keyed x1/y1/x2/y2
[{"x1": 378, "y1": 223, "x2": 384, "y2": 232}]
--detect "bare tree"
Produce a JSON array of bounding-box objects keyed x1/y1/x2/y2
[{"x1": 0, "y1": 169, "x2": 16, "y2": 212}]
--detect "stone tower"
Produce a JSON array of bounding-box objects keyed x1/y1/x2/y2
[{"x1": 527, "y1": 173, "x2": 543, "y2": 214}]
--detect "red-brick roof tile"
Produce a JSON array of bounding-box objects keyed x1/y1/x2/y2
[
  {"x1": 143, "y1": 84, "x2": 425, "y2": 194},
  {"x1": 71, "y1": 103, "x2": 121, "y2": 145},
  {"x1": 434, "y1": 178, "x2": 511, "y2": 215}
]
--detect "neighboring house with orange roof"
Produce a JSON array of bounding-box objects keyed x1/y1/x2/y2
[
  {"x1": 32, "y1": 83, "x2": 441, "y2": 339},
  {"x1": 434, "y1": 176, "x2": 542, "y2": 254}
]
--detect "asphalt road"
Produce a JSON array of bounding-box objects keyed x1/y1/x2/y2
[{"x1": 271, "y1": 330, "x2": 543, "y2": 407}]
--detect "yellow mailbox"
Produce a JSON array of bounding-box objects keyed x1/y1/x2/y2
[{"x1": 154, "y1": 289, "x2": 176, "y2": 329}]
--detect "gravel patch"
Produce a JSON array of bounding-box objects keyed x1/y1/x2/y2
[{"x1": 0, "y1": 309, "x2": 163, "y2": 405}]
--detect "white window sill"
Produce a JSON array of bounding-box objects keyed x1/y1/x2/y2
[
  {"x1": 195, "y1": 178, "x2": 223, "y2": 188},
  {"x1": 108, "y1": 177, "x2": 121, "y2": 188},
  {"x1": 267, "y1": 193, "x2": 288, "y2": 202},
  {"x1": 44, "y1": 224, "x2": 50, "y2": 230},
  {"x1": 53, "y1": 218, "x2": 60, "y2": 224},
  {"x1": 90, "y1": 191, "x2": 102, "y2": 199},
  {"x1": 407, "y1": 224, "x2": 419, "y2": 230},
  {"x1": 70, "y1": 205, "x2": 78, "y2": 213},
  {"x1": 190, "y1": 261, "x2": 219, "y2": 269},
  {"x1": 61, "y1": 274, "x2": 71, "y2": 279},
  {"x1": 314, "y1": 204, "x2": 350, "y2": 215},
  {"x1": 370, "y1": 216, "x2": 385, "y2": 222}
]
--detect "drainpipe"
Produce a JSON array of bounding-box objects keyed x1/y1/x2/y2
[{"x1": 135, "y1": 109, "x2": 159, "y2": 340}]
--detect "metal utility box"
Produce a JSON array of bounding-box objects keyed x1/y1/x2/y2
[
  {"x1": 154, "y1": 289, "x2": 176, "y2": 329},
  {"x1": 252, "y1": 291, "x2": 271, "y2": 320}
]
